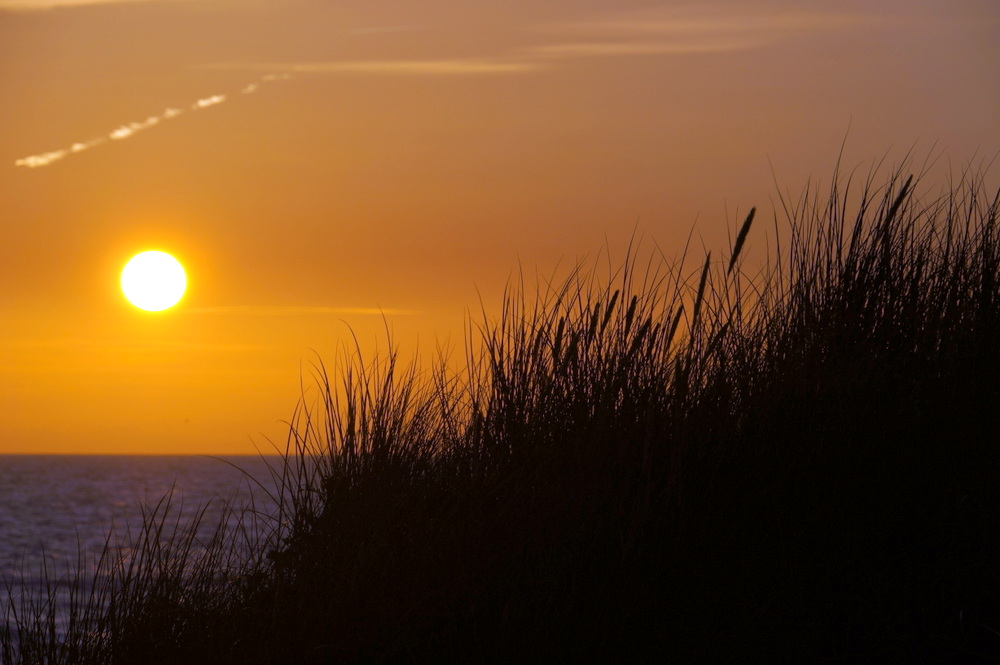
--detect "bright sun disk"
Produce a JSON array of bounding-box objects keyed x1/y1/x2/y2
[{"x1": 121, "y1": 251, "x2": 187, "y2": 311}]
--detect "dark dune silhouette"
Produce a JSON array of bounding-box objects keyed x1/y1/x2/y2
[{"x1": 4, "y1": 159, "x2": 1000, "y2": 663}]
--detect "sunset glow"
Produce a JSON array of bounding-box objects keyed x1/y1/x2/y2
[
  {"x1": 1, "y1": 0, "x2": 998, "y2": 454},
  {"x1": 3, "y1": 3, "x2": 1000, "y2": 659}
]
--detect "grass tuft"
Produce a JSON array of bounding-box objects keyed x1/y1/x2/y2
[{"x1": 4, "y1": 156, "x2": 1000, "y2": 663}]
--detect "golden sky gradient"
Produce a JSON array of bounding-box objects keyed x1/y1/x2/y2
[{"x1": 2, "y1": 0, "x2": 998, "y2": 454}]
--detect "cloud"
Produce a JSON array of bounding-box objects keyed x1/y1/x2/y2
[
  {"x1": 202, "y1": 7, "x2": 865, "y2": 84},
  {"x1": 192, "y1": 94, "x2": 226, "y2": 109},
  {"x1": 526, "y1": 6, "x2": 866, "y2": 60},
  {"x1": 13, "y1": 137, "x2": 110, "y2": 165},
  {"x1": 541, "y1": 5, "x2": 866, "y2": 36},
  {"x1": 527, "y1": 39, "x2": 765, "y2": 58},
  {"x1": 72, "y1": 138, "x2": 103, "y2": 151},
  {"x1": 15, "y1": 149, "x2": 69, "y2": 168},
  {"x1": 15, "y1": 75, "x2": 285, "y2": 168},
  {"x1": 189, "y1": 306, "x2": 421, "y2": 316},
  {"x1": 109, "y1": 115, "x2": 159, "y2": 140},
  {"x1": 209, "y1": 59, "x2": 541, "y2": 76},
  {"x1": 12, "y1": 5, "x2": 874, "y2": 170},
  {"x1": 0, "y1": 0, "x2": 198, "y2": 10}
]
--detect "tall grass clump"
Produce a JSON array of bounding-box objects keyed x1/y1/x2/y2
[
  {"x1": 1, "y1": 483, "x2": 280, "y2": 664},
  {"x1": 4, "y1": 157, "x2": 1000, "y2": 663}
]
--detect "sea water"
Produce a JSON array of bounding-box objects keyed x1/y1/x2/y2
[{"x1": 0, "y1": 455, "x2": 283, "y2": 640}]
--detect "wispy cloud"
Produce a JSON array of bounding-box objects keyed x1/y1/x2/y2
[
  {"x1": 13, "y1": 5, "x2": 871, "y2": 169},
  {"x1": 109, "y1": 115, "x2": 159, "y2": 140},
  {"x1": 15, "y1": 75, "x2": 286, "y2": 168},
  {"x1": 544, "y1": 9, "x2": 864, "y2": 37},
  {"x1": 0, "y1": 0, "x2": 198, "y2": 10},
  {"x1": 527, "y1": 6, "x2": 865, "y2": 59},
  {"x1": 205, "y1": 6, "x2": 867, "y2": 84},
  {"x1": 189, "y1": 306, "x2": 421, "y2": 316},
  {"x1": 207, "y1": 59, "x2": 540, "y2": 76},
  {"x1": 527, "y1": 39, "x2": 764, "y2": 58},
  {"x1": 16, "y1": 149, "x2": 66, "y2": 169},
  {"x1": 192, "y1": 94, "x2": 226, "y2": 109}
]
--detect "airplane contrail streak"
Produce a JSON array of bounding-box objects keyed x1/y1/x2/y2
[{"x1": 14, "y1": 75, "x2": 288, "y2": 168}]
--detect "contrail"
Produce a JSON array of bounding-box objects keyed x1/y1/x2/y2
[
  {"x1": 192, "y1": 94, "x2": 226, "y2": 109},
  {"x1": 14, "y1": 74, "x2": 289, "y2": 169}
]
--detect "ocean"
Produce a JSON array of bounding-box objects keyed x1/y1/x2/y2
[{"x1": 0, "y1": 455, "x2": 283, "y2": 640}]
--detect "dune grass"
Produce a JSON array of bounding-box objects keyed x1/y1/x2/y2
[{"x1": 3, "y1": 156, "x2": 1000, "y2": 663}]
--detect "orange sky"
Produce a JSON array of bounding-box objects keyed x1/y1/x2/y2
[{"x1": 2, "y1": 0, "x2": 998, "y2": 454}]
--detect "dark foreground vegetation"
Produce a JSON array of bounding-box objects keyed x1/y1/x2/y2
[{"x1": 4, "y1": 158, "x2": 1000, "y2": 663}]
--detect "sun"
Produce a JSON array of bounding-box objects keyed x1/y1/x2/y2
[{"x1": 121, "y1": 251, "x2": 187, "y2": 311}]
